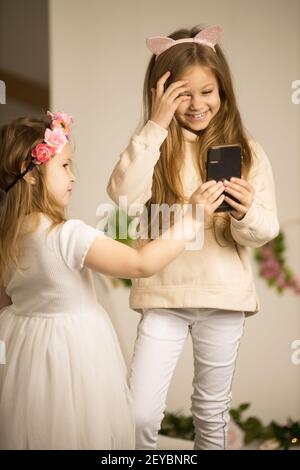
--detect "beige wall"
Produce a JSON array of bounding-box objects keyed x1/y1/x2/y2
[{"x1": 49, "y1": 0, "x2": 300, "y2": 423}]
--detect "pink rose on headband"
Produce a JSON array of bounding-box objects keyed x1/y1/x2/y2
[
  {"x1": 32, "y1": 143, "x2": 56, "y2": 164},
  {"x1": 47, "y1": 111, "x2": 73, "y2": 126},
  {"x1": 44, "y1": 127, "x2": 68, "y2": 153},
  {"x1": 47, "y1": 111, "x2": 74, "y2": 137}
]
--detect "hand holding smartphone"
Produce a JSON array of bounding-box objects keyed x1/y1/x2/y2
[{"x1": 206, "y1": 144, "x2": 242, "y2": 213}]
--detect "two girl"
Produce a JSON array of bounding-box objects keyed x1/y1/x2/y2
[
  {"x1": 0, "y1": 22, "x2": 279, "y2": 450},
  {"x1": 107, "y1": 24, "x2": 279, "y2": 449}
]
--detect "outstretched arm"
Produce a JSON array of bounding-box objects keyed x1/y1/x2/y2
[{"x1": 84, "y1": 212, "x2": 201, "y2": 279}]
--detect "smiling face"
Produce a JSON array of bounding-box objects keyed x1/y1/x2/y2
[
  {"x1": 174, "y1": 64, "x2": 221, "y2": 132},
  {"x1": 45, "y1": 142, "x2": 76, "y2": 208}
]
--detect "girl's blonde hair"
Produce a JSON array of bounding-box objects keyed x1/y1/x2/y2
[
  {"x1": 0, "y1": 114, "x2": 67, "y2": 285},
  {"x1": 142, "y1": 25, "x2": 255, "y2": 246}
]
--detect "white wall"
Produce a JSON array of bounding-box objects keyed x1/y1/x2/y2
[{"x1": 49, "y1": 0, "x2": 300, "y2": 423}]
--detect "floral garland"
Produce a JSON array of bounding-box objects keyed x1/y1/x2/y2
[{"x1": 254, "y1": 229, "x2": 300, "y2": 295}]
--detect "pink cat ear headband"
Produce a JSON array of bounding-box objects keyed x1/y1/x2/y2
[
  {"x1": 2, "y1": 111, "x2": 73, "y2": 196},
  {"x1": 146, "y1": 24, "x2": 223, "y2": 58}
]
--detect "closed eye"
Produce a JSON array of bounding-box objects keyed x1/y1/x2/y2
[
  {"x1": 63, "y1": 164, "x2": 69, "y2": 168},
  {"x1": 179, "y1": 90, "x2": 213, "y2": 96}
]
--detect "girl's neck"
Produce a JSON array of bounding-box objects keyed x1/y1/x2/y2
[{"x1": 181, "y1": 125, "x2": 199, "y2": 142}]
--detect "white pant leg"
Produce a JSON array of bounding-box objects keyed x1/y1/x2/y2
[
  {"x1": 129, "y1": 308, "x2": 189, "y2": 450},
  {"x1": 189, "y1": 309, "x2": 245, "y2": 450}
]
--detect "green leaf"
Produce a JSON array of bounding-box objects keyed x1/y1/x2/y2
[{"x1": 239, "y1": 403, "x2": 251, "y2": 412}]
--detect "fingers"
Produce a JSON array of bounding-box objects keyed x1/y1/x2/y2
[
  {"x1": 208, "y1": 182, "x2": 225, "y2": 204},
  {"x1": 202, "y1": 180, "x2": 224, "y2": 196},
  {"x1": 192, "y1": 181, "x2": 225, "y2": 208},
  {"x1": 212, "y1": 193, "x2": 225, "y2": 211},
  {"x1": 152, "y1": 78, "x2": 191, "y2": 116},
  {"x1": 164, "y1": 80, "x2": 189, "y2": 98},
  {"x1": 226, "y1": 177, "x2": 255, "y2": 196},
  {"x1": 224, "y1": 195, "x2": 247, "y2": 214},
  {"x1": 224, "y1": 179, "x2": 254, "y2": 206},
  {"x1": 224, "y1": 185, "x2": 247, "y2": 205},
  {"x1": 155, "y1": 71, "x2": 171, "y2": 97},
  {"x1": 155, "y1": 70, "x2": 191, "y2": 99}
]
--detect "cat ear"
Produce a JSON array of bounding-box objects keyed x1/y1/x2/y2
[
  {"x1": 194, "y1": 25, "x2": 223, "y2": 48},
  {"x1": 146, "y1": 36, "x2": 175, "y2": 56}
]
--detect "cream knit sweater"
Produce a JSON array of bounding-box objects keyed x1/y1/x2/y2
[{"x1": 107, "y1": 120, "x2": 280, "y2": 317}]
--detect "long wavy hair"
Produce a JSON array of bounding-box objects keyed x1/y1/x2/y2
[
  {"x1": 142, "y1": 24, "x2": 255, "y2": 246},
  {"x1": 0, "y1": 114, "x2": 67, "y2": 285}
]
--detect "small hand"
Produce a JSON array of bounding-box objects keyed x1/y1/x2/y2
[
  {"x1": 150, "y1": 71, "x2": 191, "y2": 129},
  {"x1": 189, "y1": 180, "x2": 225, "y2": 224},
  {"x1": 223, "y1": 176, "x2": 255, "y2": 220}
]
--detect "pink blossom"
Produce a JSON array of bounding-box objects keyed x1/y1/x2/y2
[
  {"x1": 260, "y1": 245, "x2": 274, "y2": 259},
  {"x1": 31, "y1": 143, "x2": 56, "y2": 164},
  {"x1": 260, "y1": 269, "x2": 275, "y2": 279},
  {"x1": 44, "y1": 127, "x2": 68, "y2": 154},
  {"x1": 47, "y1": 110, "x2": 74, "y2": 137},
  {"x1": 259, "y1": 438, "x2": 281, "y2": 450},
  {"x1": 260, "y1": 259, "x2": 281, "y2": 277},
  {"x1": 53, "y1": 112, "x2": 73, "y2": 126},
  {"x1": 276, "y1": 273, "x2": 286, "y2": 288}
]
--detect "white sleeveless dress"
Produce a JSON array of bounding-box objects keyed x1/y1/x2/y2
[{"x1": 0, "y1": 213, "x2": 135, "y2": 449}]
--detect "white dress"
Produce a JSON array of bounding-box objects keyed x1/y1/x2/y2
[{"x1": 0, "y1": 213, "x2": 135, "y2": 450}]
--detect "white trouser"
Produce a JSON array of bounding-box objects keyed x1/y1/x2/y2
[{"x1": 129, "y1": 307, "x2": 245, "y2": 450}]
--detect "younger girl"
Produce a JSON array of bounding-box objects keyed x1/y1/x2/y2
[
  {"x1": 106, "y1": 24, "x2": 280, "y2": 450},
  {"x1": 0, "y1": 111, "x2": 202, "y2": 449}
]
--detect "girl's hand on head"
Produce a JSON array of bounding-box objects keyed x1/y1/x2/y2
[
  {"x1": 150, "y1": 71, "x2": 191, "y2": 129},
  {"x1": 223, "y1": 176, "x2": 255, "y2": 220},
  {"x1": 188, "y1": 180, "x2": 225, "y2": 222}
]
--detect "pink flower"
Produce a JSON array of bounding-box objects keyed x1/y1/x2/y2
[
  {"x1": 31, "y1": 143, "x2": 56, "y2": 164},
  {"x1": 259, "y1": 438, "x2": 281, "y2": 450},
  {"x1": 44, "y1": 127, "x2": 68, "y2": 154},
  {"x1": 276, "y1": 273, "x2": 286, "y2": 288},
  {"x1": 260, "y1": 259, "x2": 281, "y2": 277},
  {"x1": 47, "y1": 110, "x2": 73, "y2": 136},
  {"x1": 47, "y1": 111, "x2": 73, "y2": 126},
  {"x1": 260, "y1": 245, "x2": 274, "y2": 259}
]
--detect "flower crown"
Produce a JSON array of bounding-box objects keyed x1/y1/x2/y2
[
  {"x1": 31, "y1": 111, "x2": 74, "y2": 165},
  {"x1": 0, "y1": 111, "x2": 74, "y2": 201}
]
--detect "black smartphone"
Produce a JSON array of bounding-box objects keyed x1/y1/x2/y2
[{"x1": 206, "y1": 144, "x2": 242, "y2": 213}]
